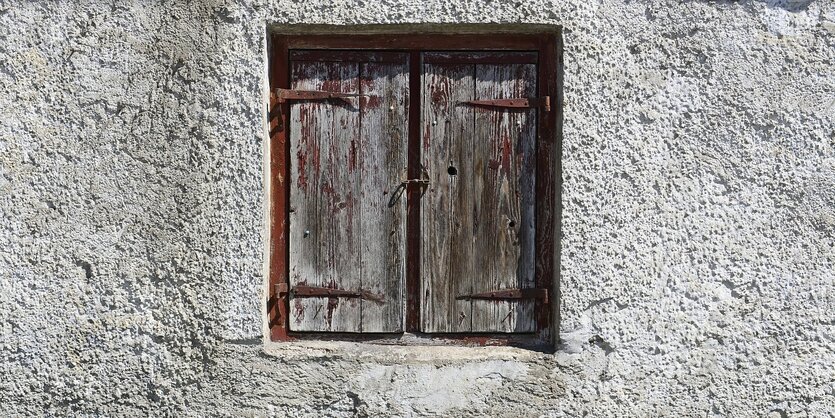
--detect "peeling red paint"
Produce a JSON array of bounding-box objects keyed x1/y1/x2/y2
[
  {"x1": 293, "y1": 299, "x2": 305, "y2": 324},
  {"x1": 296, "y1": 148, "x2": 308, "y2": 189},
  {"x1": 325, "y1": 297, "x2": 339, "y2": 328},
  {"x1": 320, "y1": 79, "x2": 342, "y2": 93},
  {"x1": 501, "y1": 134, "x2": 512, "y2": 178},
  {"x1": 322, "y1": 279, "x2": 340, "y2": 328},
  {"x1": 298, "y1": 106, "x2": 312, "y2": 189},
  {"x1": 423, "y1": 124, "x2": 431, "y2": 151},
  {"x1": 431, "y1": 86, "x2": 447, "y2": 104},
  {"x1": 345, "y1": 191, "x2": 355, "y2": 248},
  {"x1": 365, "y1": 95, "x2": 383, "y2": 108},
  {"x1": 311, "y1": 144, "x2": 320, "y2": 182},
  {"x1": 321, "y1": 182, "x2": 334, "y2": 195},
  {"x1": 348, "y1": 140, "x2": 358, "y2": 172}
]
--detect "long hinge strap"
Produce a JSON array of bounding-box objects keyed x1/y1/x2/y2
[
  {"x1": 464, "y1": 96, "x2": 550, "y2": 112},
  {"x1": 457, "y1": 288, "x2": 549, "y2": 304},
  {"x1": 274, "y1": 88, "x2": 364, "y2": 103},
  {"x1": 290, "y1": 285, "x2": 385, "y2": 304}
]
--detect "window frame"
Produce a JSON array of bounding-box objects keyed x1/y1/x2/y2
[{"x1": 267, "y1": 30, "x2": 562, "y2": 349}]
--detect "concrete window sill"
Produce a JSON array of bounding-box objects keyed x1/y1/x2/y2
[{"x1": 261, "y1": 338, "x2": 554, "y2": 363}]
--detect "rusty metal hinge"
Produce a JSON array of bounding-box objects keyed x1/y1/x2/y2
[
  {"x1": 272, "y1": 282, "x2": 290, "y2": 329},
  {"x1": 290, "y1": 285, "x2": 385, "y2": 304},
  {"x1": 275, "y1": 282, "x2": 289, "y2": 295},
  {"x1": 274, "y1": 88, "x2": 364, "y2": 104},
  {"x1": 464, "y1": 96, "x2": 551, "y2": 112},
  {"x1": 457, "y1": 288, "x2": 549, "y2": 304},
  {"x1": 270, "y1": 88, "x2": 367, "y2": 132}
]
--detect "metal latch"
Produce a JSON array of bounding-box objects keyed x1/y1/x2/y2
[
  {"x1": 464, "y1": 96, "x2": 551, "y2": 112},
  {"x1": 290, "y1": 285, "x2": 385, "y2": 304},
  {"x1": 388, "y1": 165, "x2": 430, "y2": 208},
  {"x1": 457, "y1": 288, "x2": 549, "y2": 304}
]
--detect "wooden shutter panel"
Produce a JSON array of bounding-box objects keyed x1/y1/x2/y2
[
  {"x1": 287, "y1": 51, "x2": 409, "y2": 332},
  {"x1": 420, "y1": 52, "x2": 538, "y2": 333}
]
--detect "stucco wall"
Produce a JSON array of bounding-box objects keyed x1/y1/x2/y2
[{"x1": 1, "y1": 0, "x2": 833, "y2": 416}]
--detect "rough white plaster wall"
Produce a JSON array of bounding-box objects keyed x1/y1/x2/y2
[{"x1": 0, "y1": 0, "x2": 833, "y2": 416}]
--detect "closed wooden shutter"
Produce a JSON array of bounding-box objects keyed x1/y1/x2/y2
[
  {"x1": 420, "y1": 52, "x2": 538, "y2": 333},
  {"x1": 287, "y1": 51, "x2": 409, "y2": 332}
]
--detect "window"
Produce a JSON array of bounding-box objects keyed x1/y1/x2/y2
[{"x1": 267, "y1": 32, "x2": 561, "y2": 348}]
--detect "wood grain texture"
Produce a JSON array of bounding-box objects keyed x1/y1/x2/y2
[
  {"x1": 358, "y1": 58, "x2": 409, "y2": 332},
  {"x1": 537, "y1": 33, "x2": 560, "y2": 338},
  {"x1": 291, "y1": 50, "x2": 408, "y2": 63},
  {"x1": 284, "y1": 34, "x2": 546, "y2": 51},
  {"x1": 420, "y1": 63, "x2": 475, "y2": 333},
  {"x1": 288, "y1": 55, "x2": 409, "y2": 333},
  {"x1": 289, "y1": 60, "x2": 362, "y2": 332},
  {"x1": 270, "y1": 34, "x2": 560, "y2": 344},
  {"x1": 423, "y1": 51, "x2": 538, "y2": 64},
  {"x1": 470, "y1": 63, "x2": 537, "y2": 333},
  {"x1": 268, "y1": 35, "x2": 290, "y2": 341},
  {"x1": 420, "y1": 57, "x2": 538, "y2": 333}
]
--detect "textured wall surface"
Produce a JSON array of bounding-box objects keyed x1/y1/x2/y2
[{"x1": 1, "y1": 0, "x2": 834, "y2": 416}]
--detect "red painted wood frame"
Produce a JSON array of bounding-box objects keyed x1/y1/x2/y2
[{"x1": 267, "y1": 32, "x2": 562, "y2": 348}]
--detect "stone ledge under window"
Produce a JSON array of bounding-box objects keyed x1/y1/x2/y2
[{"x1": 261, "y1": 338, "x2": 556, "y2": 364}]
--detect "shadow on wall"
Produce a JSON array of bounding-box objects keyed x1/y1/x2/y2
[
  {"x1": 683, "y1": 0, "x2": 815, "y2": 12},
  {"x1": 765, "y1": 0, "x2": 814, "y2": 12}
]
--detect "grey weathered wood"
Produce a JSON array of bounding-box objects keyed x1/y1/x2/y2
[
  {"x1": 358, "y1": 58, "x2": 409, "y2": 332},
  {"x1": 288, "y1": 60, "x2": 363, "y2": 332},
  {"x1": 420, "y1": 63, "x2": 475, "y2": 333},
  {"x1": 422, "y1": 51, "x2": 538, "y2": 64},
  {"x1": 420, "y1": 58, "x2": 538, "y2": 333},
  {"x1": 288, "y1": 55, "x2": 408, "y2": 333},
  {"x1": 288, "y1": 53, "x2": 536, "y2": 334},
  {"x1": 470, "y1": 63, "x2": 537, "y2": 333}
]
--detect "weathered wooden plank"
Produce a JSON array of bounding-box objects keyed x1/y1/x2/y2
[
  {"x1": 288, "y1": 60, "x2": 362, "y2": 332},
  {"x1": 537, "y1": 33, "x2": 560, "y2": 337},
  {"x1": 358, "y1": 57, "x2": 409, "y2": 332},
  {"x1": 423, "y1": 51, "x2": 538, "y2": 65},
  {"x1": 268, "y1": 35, "x2": 290, "y2": 341},
  {"x1": 420, "y1": 63, "x2": 475, "y2": 333},
  {"x1": 470, "y1": 63, "x2": 537, "y2": 333},
  {"x1": 291, "y1": 50, "x2": 410, "y2": 63},
  {"x1": 284, "y1": 34, "x2": 544, "y2": 51}
]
